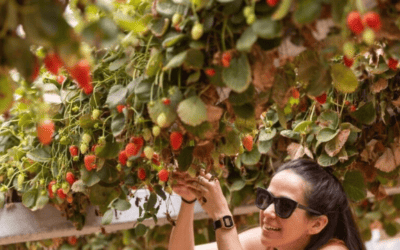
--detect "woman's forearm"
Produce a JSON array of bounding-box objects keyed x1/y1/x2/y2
[
  {"x1": 168, "y1": 202, "x2": 196, "y2": 250},
  {"x1": 215, "y1": 226, "x2": 244, "y2": 250},
  {"x1": 213, "y1": 212, "x2": 244, "y2": 250}
]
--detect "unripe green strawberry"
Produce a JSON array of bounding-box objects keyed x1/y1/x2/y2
[
  {"x1": 60, "y1": 136, "x2": 68, "y2": 145},
  {"x1": 73, "y1": 156, "x2": 79, "y2": 162},
  {"x1": 92, "y1": 109, "x2": 101, "y2": 120},
  {"x1": 80, "y1": 143, "x2": 89, "y2": 154},
  {"x1": 343, "y1": 42, "x2": 355, "y2": 59},
  {"x1": 143, "y1": 128, "x2": 152, "y2": 141},
  {"x1": 0, "y1": 185, "x2": 8, "y2": 192},
  {"x1": 239, "y1": 145, "x2": 245, "y2": 154},
  {"x1": 116, "y1": 164, "x2": 122, "y2": 172},
  {"x1": 172, "y1": 13, "x2": 182, "y2": 26},
  {"x1": 246, "y1": 14, "x2": 256, "y2": 24},
  {"x1": 52, "y1": 184, "x2": 58, "y2": 193},
  {"x1": 82, "y1": 133, "x2": 92, "y2": 144},
  {"x1": 62, "y1": 182, "x2": 70, "y2": 193},
  {"x1": 191, "y1": 22, "x2": 204, "y2": 40},
  {"x1": 143, "y1": 146, "x2": 154, "y2": 160},
  {"x1": 127, "y1": 161, "x2": 132, "y2": 167},
  {"x1": 39, "y1": 179, "x2": 45, "y2": 186},
  {"x1": 72, "y1": 106, "x2": 79, "y2": 112},
  {"x1": 41, "y1": 190, "x2": 47, "y2": 196},
  {"x1": 243, "y1": 6, "x2": 253, "y2": 17},
  {"x1": 17, "y1": 174, "x2": 25, "y2": 189},
  {"x1": 363, "y1": 28, "x2": 375, "y2": 45},
  {"x1": 152, "y1": 126, "x2": 161, "y2": 137},
  {"x1": 157, "y1": 113, "x2": 167, "y2": 127},
  {"x1": 7, "y1": 168, "x2": 15, "y2": 178},
  {"x1": 98, "y1": 136, "x2": 106, "y2": 145}
]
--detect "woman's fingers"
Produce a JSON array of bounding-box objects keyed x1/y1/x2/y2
[{"x1": 186, "y1": 182, "x2": 208, "y2": 193}]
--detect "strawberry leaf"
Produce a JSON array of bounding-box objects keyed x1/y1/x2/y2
[{"x1": 177, "y1": 96, "x2": 207, "y2": 126}]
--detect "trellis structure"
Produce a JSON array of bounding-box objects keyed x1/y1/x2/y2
[{"x1": 1, "y1": 187, "x2": 400, "y2": 246}]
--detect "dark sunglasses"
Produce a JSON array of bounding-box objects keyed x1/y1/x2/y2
[{"x1": 255, "y1": 188, "x2": 322, "y2": 219}]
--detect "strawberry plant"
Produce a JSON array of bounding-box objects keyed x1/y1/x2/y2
[{"x1": 1, "y1": 0, "x2": 400, "y2": 243}]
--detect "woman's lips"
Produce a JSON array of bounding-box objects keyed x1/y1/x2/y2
[{"x1": 262, "y1": 222, "x2": 281, "y2": 232}]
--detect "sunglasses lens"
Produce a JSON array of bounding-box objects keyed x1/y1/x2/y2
[
  {"x1": 276, "y1": 198, "x2": 297, "y2": 218},
  {"x1": 256, "y1": 190, "x2": 272, "y2": 210}
]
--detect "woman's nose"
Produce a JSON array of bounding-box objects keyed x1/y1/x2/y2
[{"x1": 263, "y1": 203, "x2": 277, "y2": 218}]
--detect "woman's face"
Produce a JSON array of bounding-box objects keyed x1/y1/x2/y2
[{"x1": 259, "y1": 169, "x2": 316, "y2": 250}]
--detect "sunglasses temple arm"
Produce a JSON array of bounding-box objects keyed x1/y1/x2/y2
[{"x1": 297, "y1": 204, "x2": 322, "y2": 215}]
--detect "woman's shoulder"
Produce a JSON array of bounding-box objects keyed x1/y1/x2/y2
[
  {"x1": 319, "y1": 238, "x2": 349, "y2": 250},
  {"x1": 238, "y1": 226, "x2": 267, "y2": 250}
]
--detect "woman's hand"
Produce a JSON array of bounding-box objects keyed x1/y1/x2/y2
[
  {"x1": 185, "y1": 170, "x2": 231, "y2": 220},
  {"x1": 170, "y1": 171, "x2": 197, "y2": 202}
]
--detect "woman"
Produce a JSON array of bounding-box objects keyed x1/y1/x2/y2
[{"x1": 168, "y1": 159, "x2": 366, "y2": 250}]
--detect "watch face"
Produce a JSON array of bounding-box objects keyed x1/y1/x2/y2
[{"x1": 223, "y1": 215, "x2": 234, "y2": 227}]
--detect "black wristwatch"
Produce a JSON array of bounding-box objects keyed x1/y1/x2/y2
[{"x1": 213, "y1": 215, "x2": 235, "y2": 230}]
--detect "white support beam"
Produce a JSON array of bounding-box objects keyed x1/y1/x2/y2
[{"x1": 0, "y1": 190, "x2": 259, "y2": 245}]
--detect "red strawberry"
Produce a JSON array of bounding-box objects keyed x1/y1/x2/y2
[
  {"x1": 117, "y1": 104, "x2": 125, "y2": 113},
  {"x1": 222, "y1": 52, "x2": 232, "y2": 68},
  {"x1": 345, "y1": 100, "x2": 350, "y2": 106},
  {"x1": 350, "y1": 105, "x2": 357, "y2": 112},
  {"x1": 30, "y1": 57, "x2": 40, "y2": 82},
  {"x1": 48, "y1": 180, "x2": 56, "y2": 198},
  {"x1": 68, "y1": 236, "x2": 77, "y2": 246},
  {"x1": 362, "y1": 12, "x2": 381, "y2": 32},
  {"x1": 37, "y1": 119, "x2": 55, "y2": 145},
  {"x1": 158, "y1": 169, "x2": 169, "y2": 182},
  {"x1": 125, "y1": 143, "x2": 140, "y2": 157},
  {"x1": 57, "y1": 75, "x2": 66, "y2": 84},
  {"x1": 170, "y1": 131, "x2": 183, "y2": 150},
  {"x1": 69, "y1": 145, "x2": 79, "y2": 156},
  {"x1": 242, "y1": 135, "x2": 253, "y2": 151},
  {"x1": 68, "y1": 59, "x2": 93, "y2": 95},
  {"x1": 119, "y1": 150, "x2": 128, "y2": 166},
  {"x1": 162, "y1": 98, "x2": 171, "y2": 105},
  {"x1": 266, "y1": 0, "x2": 279, "y2": 7},
  {"x1": 130, "y1": 136, "x2": 144, "y2": 149},
  {"x1": 57, "y1": 188, "x2": 67, "y2": 199},
  {"x1": 347, "y1": 11, "x2": 364, "y2": 35},
  {"x1": 205, "y1": 68, "x2": 216, "y2": 77},
  {"x1": 315, "y1": 93, "x2": 327, "y2": 104},
  {"x1": 152, "y1": 153, "x2": 160, "y2": 166},
  {"x1": 138, "y1": 168, "x2": 146, "y2": 180},
  {"x1": 388, "y1": 58, "x2": 399, "y2": 70},
  {"x1": 66, "y1": 172, "x2": 76, "y2": 185},
  {"x1": 292, "y1": 89, "x2": 300, "y2": 99},
  {"x1": 44, "y1": 53, "x2": 63, "y2": 75},
  {"x1": 91, "y1": 144, "x2": 98, "y2": 152},
  {"x1": 84, "y1": 155, "x2": 96, "y2": 171},
  {"x1": 343, "y1": 56, "x2": 354, "y2": 68}
]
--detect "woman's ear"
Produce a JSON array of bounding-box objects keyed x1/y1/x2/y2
[{"x1": 308, "y1": 215, "x2": 329, "y2": 235}]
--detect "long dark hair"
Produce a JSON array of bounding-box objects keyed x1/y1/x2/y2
[{"x1": 275, "y1": 159, "x2": 366, "y2": 250}]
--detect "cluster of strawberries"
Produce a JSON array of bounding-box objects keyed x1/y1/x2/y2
[
  {"x1": 47, "y1": 171, "x2": 76, "y2": 201},
  {"x1": 345, "y1": 11, "x2": 398, "y2": 70},
  {"x1": 347, "y1": 11, "x2": 382, "y2": 35},
  {"x1": 204, "y1": 51, "x2": 233, "y2": 78},
  {"x1": 117, "y1": 132, "x2": 183, "y2": 183},
  {"x1": 31, "y1": 52, "x2": 93, "y2": 95}
]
